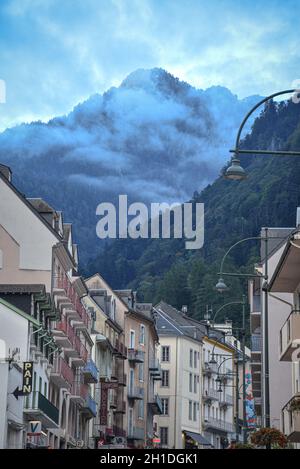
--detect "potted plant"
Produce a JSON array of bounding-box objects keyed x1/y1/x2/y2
[{"x1": 250, "y1": 427, "x2": 288, "y2": 449}]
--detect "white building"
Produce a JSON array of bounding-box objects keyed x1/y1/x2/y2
[{"x1": 153, "y1": 301, "x2": 236, "y2": 449}]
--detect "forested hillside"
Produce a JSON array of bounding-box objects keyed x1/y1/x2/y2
[{"x1": 86, "y1": 99, "x2": 300, "y2": 325}]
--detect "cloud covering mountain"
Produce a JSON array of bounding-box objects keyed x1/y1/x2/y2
[{"x1": 0, "y1": 68, "x2": 261, "y2": 260}]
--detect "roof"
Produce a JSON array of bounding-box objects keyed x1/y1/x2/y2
[
  {"x1": 27, "y1": 198, "x2": 56, "y2": 214},
  {"x1": 0, "y1": 297, "x2": 40, "y2": 327},
  {"x1": 0, "y1": 170, "x2": 62, "y2": 242},
  {"x1": 269, "y1": 230, "x2": 300, "y2": 292},
  {"x1": 0, "y1": 284, "x2": 46, "y2": 295},
  {"x1": 154, "y1": 301, "x2": 206, "y2": 342}
]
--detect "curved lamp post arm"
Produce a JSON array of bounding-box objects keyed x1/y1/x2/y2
[
  {"x1": 233, "y1": 89, "x2": 296, "y2": 153},
  {"x1": 219, "y1": 236, "x2": 263, "y2": 276},
  {"x1": 212, "y1": 300, "x2": 243, "y2": 323},
  {"x1": 216, "y1": 355, "x2": 233, "y2": 377}
]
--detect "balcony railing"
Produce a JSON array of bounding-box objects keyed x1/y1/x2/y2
[
  {"x1": 114, "y1": 339, "x2": 127, "y2": 358},
  {"x1": 127, "y1": 426, "x2": 144, "y2": 440},
  {"x1": 279, "y1": 310, "x2": 300, "y2": 361},
  {"x1": 282, "y1": 394, "x2": 300, "y2": 442},
  {"x1": 251, "y1": 335, "x2": 262, "y2": 352},
  {"x1": 149, "y1": 359, "x2": 162, "y2": 379},
  {"x1": 24, "y1": 391, "x2": 59, "y2": 428},
  {"x1": 127, "y1": 386, "x2": 143, "y2": 400},
  {"x1": 83, "y1": 394, "x2": 97, "y2": 417},
  {"x1": 148, "y1": 394, "x2": 163, "y2": 415},
  {"x1": 202, "y1": 362, "x2": 217, "y2": 376},
  {"x1": 71, "y1": 382, "x2": 89, "y2": 402},
  {"x1": 203, "y1": 388, "x2": 219, "y2": 401},
  {"x1": 219, "y1": 394, "x2": 234, "y2": 406},
  {"x1": 55, "y1": 275, "x2": 89, "y2": 328},
  {"x1": 203, "y1": 417, "x2": 235, "y2": 433},
  {"x1": 83, "y1": 358, "x2": 99, "y2": 383},
  {"x1": 117, "y1": 371, "x2": 127, "y2": 386},
  {"x1": 127, "y1": 349, "x2": 144, "y2": 363},
  {"x1": 51, "y1": 357, "x2": 74, "y2": 388}
]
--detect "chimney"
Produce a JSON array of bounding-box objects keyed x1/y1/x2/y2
[
  {"x1": 0, "y1": 163, "x2": 12, "y2": 182},
  {"x1": 181, "y1": 305, "x2": 188, "y2": 314}
]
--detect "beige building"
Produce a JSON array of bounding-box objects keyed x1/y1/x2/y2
[
  {"x1": 249, "y1": 228, "x2": 293, "y2": 431},
  {"x1": 83, "y1": 274, "x2": 161, "y2": 448},
  {"x1": 0, "y1": 164, "x2": 96, "y2": 448},
  {"x1": 268, "y1": 227, "x2": 300, "y2": 444}
]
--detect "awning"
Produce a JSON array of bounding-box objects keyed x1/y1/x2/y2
[{"x1": 184, "y1": 431, "x2": 211, "y2": 446}]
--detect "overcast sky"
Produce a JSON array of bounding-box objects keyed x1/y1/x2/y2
[{"x1": 0, "y1": 0, "x2": 300, "y2": 130}]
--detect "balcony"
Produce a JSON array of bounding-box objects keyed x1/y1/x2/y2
[
  {"x1": 149, "y1": 359, "x2": 162, "y2": 380},
  {"x1": 52, "y1": 318, "x2": 75, "y2": 351},
  {"x1": 219, "y1": 394, "x2": 234, "y2": 407},
  {"x1": 83, "y1": 358, "x2": 99, "y2": 383},
  {"x1": 117, "y1": 371, "x2": 127, "y2": 387},
  {"x1": 202, "y1": 362, "x2": 217, "y2": 376},
  {"x1": 148, "y1": 394, "x2": 163, "y2": 415},
  {"x1": 203, "y1": 388, "x2": 219, "y2": 402},
  {"x1": 114, "y1": 339, "x2": 127, "y2": 359},
  {"x1": 70, "y1": 382, "x2": 89, "y2": 404},
  {"x1": 24, "y1": 391, "x2": 59, "y2": 428},
  {"x1": 81, "y1": 394, "x2": 97, "y2": 418},
  {"x1": 127, "y1": 386, "x2": 143, "y2": 400},
  {"x1": 279, "y1": 311, "x2": 300, "y2": 361},
  {"x1": 127, "y1": 349, "x2": 144, "y2": 363},
  {"x1": 114, "y1": 400, "x2": 126, "y2": 414},
  {"x1": 203, "y1": 417, "x2": 235, "y2": 434},
  {"x1": 127, "y1": 426, "x2": 144, "y2": 441},
  {"x1": 251, "y1": 334, "x2": 262, "y2": 352},
  {"x1": 282, "y1": 394, "x2": 300, "y2": 442},
  {"x1": 53, "y1": 275, "x2": 89, "y2": 328},
  {"x1": 51, "y1": 357, "x2": 74, "y2": 389}
]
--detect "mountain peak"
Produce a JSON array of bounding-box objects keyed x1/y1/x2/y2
[{"x1": 120, "y1": 68, "x2": 191, "y2": 97}]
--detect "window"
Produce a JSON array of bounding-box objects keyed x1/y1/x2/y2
[
  {"x1": 139, "y1": 324, "x2": 145, "y2": 345},
  {"x1": 193, "y1": 402, "x2": 197, "y2": 421},
  {"x1": 189, "y1": 373, "x2": 193, "y2": 392},
  {"x1": 161, "y1": 398, "x2": 169, "y2": 415},
  {"x1": 130, "y1": 330, "x2": 135, "y2": 349},
  {"x1": 194, "y1": 351, "x2": 197, "y2": 368},
  {"x1": 189, "y1": 349, "x2": 193, "y2": 367},
  {"x1": 0, "y1": 249, "x2": 2, "y2": 269},
  {"x1": 161, "y1": 346, "x2": 170, "y2": 362},
  {"x1": 194, "y1": 375, "x2": 197, "y2": 393},
  {"x1": 188, "y1": 400, "x2": 192, "y2": 420},
  {"x1": 160, "y1": 427, "x2": 168, "y2": 446},
  {"x1": 129, "y1": 368, "x2": 134, "y2": 393},
  {"x1": 138, "y1": 362, "x2": 144, "y2": 382},
  {"x1": 138, "y1": 399, "x2": 144, "y2": 419},
  {"x1": 161, "y1": 370, "x2": 169, "y2": 387}
]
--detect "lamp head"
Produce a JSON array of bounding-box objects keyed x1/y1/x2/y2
[
  {"x1": 224, "y1": 154, "x2": 247, "y2": 181},
  {"x1": 209, "y1": 356, "x2": 217, "y2": 365},
  {"x1": 216, "y1": 278, "x2": 228, "y2": 293}
]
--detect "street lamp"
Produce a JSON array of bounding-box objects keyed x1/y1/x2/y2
[
  {"x1": 224, "y1": 154, "x2": 247, "y2": 181},
  {"x1": 224, "y1": 89, "x2": 300, "y2": 179},
  {"x1": 215, "y1": 278, "x2": 228, "y2": 293},
  {"x1": 222, "y1": 90, "x2": 300, "y2": 428}
]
